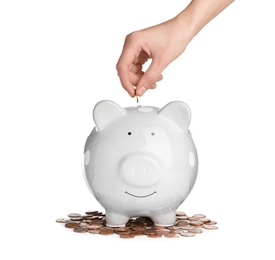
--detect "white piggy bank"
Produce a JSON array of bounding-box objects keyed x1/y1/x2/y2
[{"x1": 83, "y1": 100, "x2": 198, "y2": 227}]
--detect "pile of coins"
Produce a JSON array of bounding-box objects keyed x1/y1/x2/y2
[{"x1": 56, "y1": 211, "x2": 218, "y2": 239}]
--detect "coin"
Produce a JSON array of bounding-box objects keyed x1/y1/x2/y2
[
  {"x1": 190, "y1": 221, "x2": 204, "y2": 227},
  {"x1": 169, "y1": 229, "x2": 182, "y2": 234},
  {"x1": 74, "y1": 227, "x2": 88, "y2": 233},
  {"x1": 176, "y1": 211, "x2": 186, "y2": 216},
  {"x1": 112, "y1": 226, "x2": 129, "y2": 232},
  {"x1": 87, "y1": 224, "x2": 101, "y2": 230},
  {"x1": 198, "y1": 218, "x2": 211, "y2": 223},
  {"x1": 203, "y1": 224, "x2": 218, "y2": 230},
  {"x1": 132, "y1": 230, "x2": 144, "y2": 236},
  {"x1": 85, "y1": 211, "x2": 98, "y2": 215},
  {"x1": 188, "y1": 217, "x2": 199, "y2": 221},
  {"x1": 181, "y1": 225, "x2": 195, "y2": 231},
  {"x1": 188, "y1": 228, "x2": 203, "y2": 234},
  {"x1": 65, "y1": 222, "x2": 79, "y2": 229},
  {"x1": 207, "y1": 221, "x2": 217, "y2": 225},
  {"x1": 58, "y1": 210, "x2": 218, "y2": 239},
  {"x1": 132, "y1": 226, "x2": 147, "y2": 231},
  {"x1": 116, "y1": 230, "x2": 132, "y2": 235},
  {"x1": 68, "y1": 213, "x2": 81, "y2": 218},
  {"x1": 176, "y1": 215, "x2": 189, "y2": 220},
  {"x1": 143, "y1": 229, "x2": 157, "y2": 235},
  {"x1": 120, "y1": 234, "x2": 135, "y2": 239},
  {"x1": 164, "y1": 232, "x2": 180, "y2": 238},
  {"x1": 89, "y1": 229, "x2": 100, "y2": 234},
  {"x1": 147, "y1": 233, "x2": 162, "y2": 238},
  {"x1": 193, "y1": 214, "x2": 206, "y2": 218},
  {"x1": 156, "y1": 230, "x2": 170, "y2": 235},
  {"x1": 70, "y1": 216, "x2": 84, "y2": 221},
  {"x1": 99, "y1": 227, "x2": 114, "y2": 235},
  {"x1": 56, "y1": 218, "x2": 70, "y2": 223},
  {"x1": 176, "y1": 221, "x2": 188, "y2": 227},
  {"x1": 166, "y1": 226, "x2": 181, "y2": 230},
  {"x1": 180, "y1": 231, "x2": 196, "y2": 237}
]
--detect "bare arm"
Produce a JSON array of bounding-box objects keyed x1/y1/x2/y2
[{"x1": 116, "y1": 0, "x2": 235, "y2": 97}]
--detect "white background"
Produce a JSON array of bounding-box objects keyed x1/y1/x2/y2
[{"x1": 1, "y1": 0, "x2": 274, "y2": 259}]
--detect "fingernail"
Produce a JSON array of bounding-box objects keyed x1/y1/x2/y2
[
  {"x1": 127, "y1": 89, "x2": 135, "y2": 97},
  {"x1": 137, "y1": 86, "x2": 147, "y2": 96}
]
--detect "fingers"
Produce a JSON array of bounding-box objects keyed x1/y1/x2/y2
[
  {"x1": 117, "y1": 33, "x2": 165, "y2": 97},
  {"x1": 136, "y1": 59, "x2": 164, "y2": 96},
  {"x1": 116, "y1": 67, "x2": 136, "y2": 97}
]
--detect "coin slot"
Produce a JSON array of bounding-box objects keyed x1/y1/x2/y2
[{"x1": 138, "y1": 107, "x2": 154, "y2": 112}]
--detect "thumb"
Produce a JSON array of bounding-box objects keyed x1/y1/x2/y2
[{"x1": 136, "y1": 59, "x2": 164, "y2": 96}]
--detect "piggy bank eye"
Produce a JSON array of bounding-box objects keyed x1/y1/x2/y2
[
  {"x1": 151, "y1": 132, "x2": 155, "y2": 136},
  {"x1": 128, "y1": 132, "x2": 132, "y2": 136}
]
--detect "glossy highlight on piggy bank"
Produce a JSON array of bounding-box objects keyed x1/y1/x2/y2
[{"x1": 83, "y1": 100, "x2": 198, "y2": 227}]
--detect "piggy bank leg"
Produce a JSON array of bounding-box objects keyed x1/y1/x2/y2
[
  {"x1": 151, "y1": 212, "x2": 176, "y2": 227},
  {"x1": 105, "y1": 212, "x2": 129, "y2": 227}
]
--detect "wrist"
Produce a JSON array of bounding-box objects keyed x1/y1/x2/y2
[{"x1": 173, "y1": 11, "x2": 198, "y2": 44}]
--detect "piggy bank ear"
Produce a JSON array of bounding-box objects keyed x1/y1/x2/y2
[
  {"x1": 158, "y1": 101, "x2": 191, "y2": 132},
  {"x1": 93, "y1": 100, "x2": 126, "y2": 131}
]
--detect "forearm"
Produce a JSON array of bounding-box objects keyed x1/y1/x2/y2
[{"x1": 175, "y1": 0, "x2": 235, "y2": 40}]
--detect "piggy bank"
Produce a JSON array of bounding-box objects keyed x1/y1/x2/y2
[{"x1": 83, "y1": 100, "x2": 198, "y2": 227}]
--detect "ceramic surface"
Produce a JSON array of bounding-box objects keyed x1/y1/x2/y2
[{"x1": 83, "y1": 100, "x2": 198, "y2": 227}]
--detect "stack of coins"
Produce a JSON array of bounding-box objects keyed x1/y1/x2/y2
[{"x1": 56, "y1": 210, "x2": 218, "y2": 239}]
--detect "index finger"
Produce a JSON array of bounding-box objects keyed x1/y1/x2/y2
[{"x1": 116, "y1": 39, "x2": 140, "y2": 97}]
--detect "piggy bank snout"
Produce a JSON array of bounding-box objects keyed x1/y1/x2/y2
[{"x1": 119, "y1": 154, "x2": 163, "y2": 188}]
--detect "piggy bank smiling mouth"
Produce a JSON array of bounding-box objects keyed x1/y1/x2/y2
[{"x1": 125, "y1": 191, "x2": 157, "y2": 198}]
